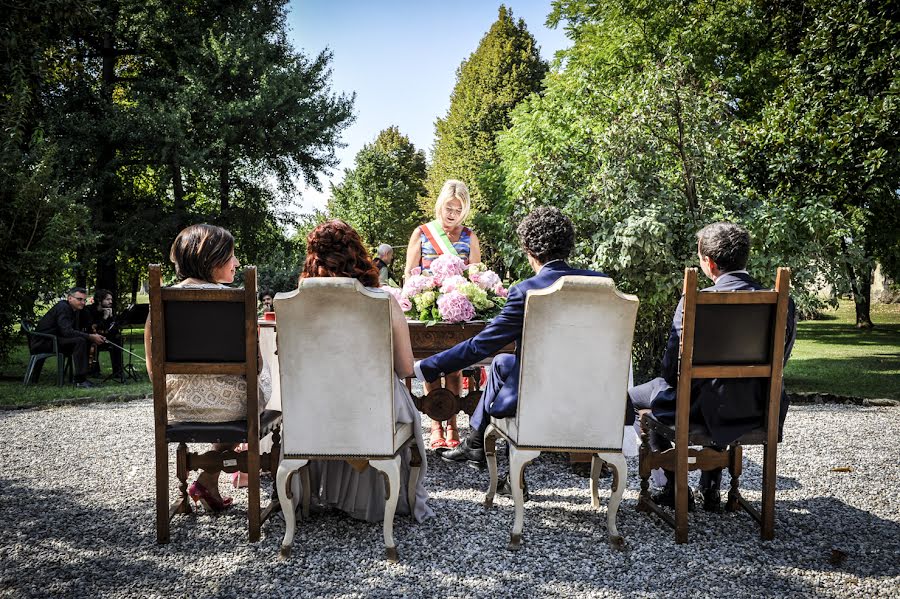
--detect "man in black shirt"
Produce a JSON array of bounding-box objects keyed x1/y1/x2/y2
[
  {"x1": 33, "y1": 287, "x2": 106, "y2": 388},
  {"x1": 82, "y1": 288, "x2": 124, "y2": 379}
]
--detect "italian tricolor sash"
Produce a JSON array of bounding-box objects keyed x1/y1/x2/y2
[{"x1": 421, "y1": 220, "x2": 459, "y2": 256}]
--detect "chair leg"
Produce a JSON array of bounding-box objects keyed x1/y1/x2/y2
[
  {"x1": 483, "y1": 424, "x2": 499, "y2": 509},
  {"x1": 23, "y1": 356, "x2": 37, "y2": 385},
  {"x1": 407, "y1": 441, "x2": 421, "y2": 515},
  {"x1": 277, "y1": 459, "x2": 305, "y2": 558},
  {"x1": 507, "y1": 446, "x2": 540, "y2": 551},
  {"x1": 761, "y1": 442, "x2": 777, "y2": 540},
  {"x1": 675, "y1": 447, "x2": 690, "y2": 544},
  {"x1": 370, "y1": 456, "x2": 402, "y2": 562},
  {"x1": 300, "y1": 466, "x2": 311, "y2": 519},
  {"x1": 174, "y1": 443, "x2": 191, "y2": 515},
  {"x1": 637, "y1": 419, "x2": 653, "y2": 513},
  {"x1": 155, "y1": 440, "x2": 170, "y2": 544},
  {"x1": 590, "y1": 455, "x2": 604, "y2": 508},
  {"x1": 597, "y1": 452, "x2": 627, "y2": 549},
  {"x1": 725, "y1": 445, "x2": 742, "y2": 512},
  {"x1": 247, "y1": 446, "x2": 261, "y2": 543},
  {"x1": 57, "y1": 353, "x2": 65, "y2": 386}
]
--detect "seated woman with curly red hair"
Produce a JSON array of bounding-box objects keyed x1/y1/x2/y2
[{"x1": 298, "y1": 219, "x2": 432, "y2": 522}]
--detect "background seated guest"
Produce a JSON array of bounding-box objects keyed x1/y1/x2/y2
[
  {"x1": 258, "y1": 288, "x2": 275, "y2": 316},
  {"x1": 414, "y1": 207, "x2": 608, "y2": 495},
  {"x1": 33, "y1": 287, "x2": 106, "y2": 388},
  {"x1": 301, "y1": 219, "x2": 432, "y2": 522},
  {"x1": 404, "y1": 179, "x2": 482, "y2": 450},
  {"x1": 374, "y1": 243, "x2": 393, "y2": 286},
  {"x1": 143, "y1": 224, "x2": 271, "y2": 512},
  {"x1": 628, "y1": 222, "x2": 797, "y2": 512},
  {"x1": 82, "y1": 288, "x2": 124, "y2": 379}
]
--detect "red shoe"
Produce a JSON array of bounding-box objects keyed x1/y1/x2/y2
[
  {"x1": 188, "y1": 481, "x2": 234, "y2": 512},
  {"x1": 429, "y1": 423, "x2": 447, "y2": 450},
  {"x1": 445, "y1": 424, "x2": 460, "y2": 449}
]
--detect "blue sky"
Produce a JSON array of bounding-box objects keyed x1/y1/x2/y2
[{"x1": 285, "y1": 1, "x2": 571, "y2": 212}]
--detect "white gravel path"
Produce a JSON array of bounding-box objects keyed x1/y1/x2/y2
[{"x1": 0, "y1": 400, "x2": 898, "y2": 598}]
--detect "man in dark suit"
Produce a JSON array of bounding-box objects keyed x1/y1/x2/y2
[
  {"x1": 33, "y1": 287, "x2": 108, "y2": 388},
  {"x1": 629, "y1": 222, "x2": 797, "y2": 511},
  {"x1": 413, "y1": 207, "x2": 608, "y2": 488}
]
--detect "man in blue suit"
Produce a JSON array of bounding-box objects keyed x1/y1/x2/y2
[
  {"x1": 629, "y1": 222, "x2": 797, "y2": 512},
  {"x1": 414, "y1": 207, "x2": 608, "y2": 482}
]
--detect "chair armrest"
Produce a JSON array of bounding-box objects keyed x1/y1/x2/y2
[{"x1": 24, "y1": 330, "x2": 60, "y2": 353}]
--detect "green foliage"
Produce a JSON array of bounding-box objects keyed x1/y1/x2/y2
[
  {"x1": 328, "y1": 127, "x2": 427, "y2": 267},
  {"x1": 426, "y1": 5, "x2": 547, "y2": 269},
  {"x1": 0, "y1": 0, "x2": 353, "y2": 360}
]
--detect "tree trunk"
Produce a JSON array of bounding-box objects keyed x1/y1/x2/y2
[
  {"x1": 842, "y1": 239, "x2": 874, "y2": 329},
  {"x1": 172, "y1": 152, "x2": 185, "y2": 228},
  {"x1": 130, "y1": 271, "x2": 139, "y2": 305},
  {"x1": 219, "y1": 158, "x2": 230, "y2": 213},
  {"x1": 94, "y1": 31, "x2": 119, "y2": 299}
]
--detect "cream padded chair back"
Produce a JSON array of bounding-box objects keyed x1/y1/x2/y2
[
  {"x1": 515, "y1": 276, "x2": 638, "y2": 449},
  {"x1": 275, "y1": 278, "x2": 395, "y2": 456}
]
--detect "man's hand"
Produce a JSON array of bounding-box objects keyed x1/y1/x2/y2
[
  {"x1": 89, "y1": 333, "x2": 106, "y2": 345},
  {"x1": 102, "y1": 307, "x2": 113, "y2": 320}
]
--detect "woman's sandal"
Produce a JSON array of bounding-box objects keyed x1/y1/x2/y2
[
  {"x1": 429, "y1": 423, "x2": 447, "y2": 450},
  {"x1": 445, "y1": 422, "x2": 460, "y2": 449}
]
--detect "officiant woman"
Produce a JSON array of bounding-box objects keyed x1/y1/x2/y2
[{"x1": 403, "y1": 179, "x2": 481, "y2": 450}]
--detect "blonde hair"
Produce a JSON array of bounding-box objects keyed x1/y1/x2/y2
[{"x1": 433, "y1": 179, "x2": 471, "y2": 224}]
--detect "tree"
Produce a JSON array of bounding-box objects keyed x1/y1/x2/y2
[
  {"x1": 736, "y1": 0, "x2": 900, "y2": 328},
  {"x1": 426, "y1": 5, "x2": 547, "y2": 268},
  {"x1": 328, "y1": 127, "x2": 427, "y2": 269}
]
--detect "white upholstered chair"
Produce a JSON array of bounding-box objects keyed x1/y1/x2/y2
[
  {"x1": 483, "y1": 276, "x2": 639, "y2": 550},
  {"x1": 273, "y1": 278, "x2": 421, "y2": 562}
]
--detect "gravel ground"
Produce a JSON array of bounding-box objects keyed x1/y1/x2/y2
[{"x1": 1, "y1": 400, "x2": 898, "y2": 599}]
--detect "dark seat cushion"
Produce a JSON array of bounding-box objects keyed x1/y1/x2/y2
[
  {"x1": 166, "y1": 409, "x2": 282, "y2": 444},
  {"x1": 643, "y1": 412, "x2": 768, "y2": 446}
]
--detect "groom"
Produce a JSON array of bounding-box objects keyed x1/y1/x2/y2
[{"x1": 414, "y1": 207, "x2": 608, "y2": 488}]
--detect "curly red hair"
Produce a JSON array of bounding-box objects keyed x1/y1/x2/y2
[{"x1": 301, "y1": 220, "x2": 381, "y2": 287}]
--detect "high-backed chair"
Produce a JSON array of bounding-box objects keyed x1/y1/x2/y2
[
  {"x1": 483, "y1": 276, "x2": 639, "y2": 550},
  {"x1": 21, "y1": 320, "x2": 73, "y2": 386},
  {"x1": 274, "y1": 278, "x2": 421, "y2": 562},
  {"x1": 637, "y1": 267, "x2": 791, "y2": 543},
  {"x1": 149, "y1": 264, "x2": 282, "y2": 543}
]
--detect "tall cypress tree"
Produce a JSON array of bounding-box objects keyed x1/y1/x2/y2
[{"x1": 426, "y1": 5, "x2": 547, "y2": 226}]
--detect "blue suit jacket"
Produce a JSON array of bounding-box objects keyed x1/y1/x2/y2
[
  {"x1": 651, "y1": 272, "x2": 798, "y2": 446},
  {"x1": 419, "y1": 261, "x2": 607, "y2": 418}
]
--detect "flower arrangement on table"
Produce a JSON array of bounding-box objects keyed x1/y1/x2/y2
[{"x1": 384, "y1": 254, "x2": 509, "y2": 324}]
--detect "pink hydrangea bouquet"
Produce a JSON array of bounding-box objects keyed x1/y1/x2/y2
[{"x1": 396, "y1": 255, "x2": 509, "y2": 324}]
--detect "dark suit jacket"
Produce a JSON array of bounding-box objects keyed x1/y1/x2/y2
[
  {"x1": 650, "y1": 272, "x2": 798, "y2": 446},
  {"x1": 34, "y1": 300, "x2": 91, "y2": 343},
  {"x1": 419, "y1": 260, "x2": 607, "y2": 418}
]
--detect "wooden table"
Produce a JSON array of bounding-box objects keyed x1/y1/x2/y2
[{"x1": 407, "y1": 320, "x2": 514, "y2": 421}]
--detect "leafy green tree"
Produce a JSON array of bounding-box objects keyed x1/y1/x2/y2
[
  {"x1": 736, "y1": 0, "x2": 900, "y2": 328},
  {"x1": 328, "y1": 127, "x2": 427, "y2": 270},
  {"x1": 426, "y1": 5, "x2": 547, "y2": 268}
]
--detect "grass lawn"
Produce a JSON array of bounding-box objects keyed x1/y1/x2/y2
[
  {"x1": 784, "y1": 301, "x2": 900, "y2": 399},
  {"x1": 0, "y1": 330, "x2": 151, "y2": 407}
]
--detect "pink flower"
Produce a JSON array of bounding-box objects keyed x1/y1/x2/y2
[
  {"x1": 402, "y1": 273, "x2": 436, "y2": 297},
  {"x1": 494, "y1": 285, "x2": 508, "y2": 298},
  {"x1": 410, "y1": 266, "x2": 422, "y2": 276},
  {"x1": 382, "y1": 286, "x2": 412, "y2": 312},
  {"x1": 429, "y1": 254, "x2": 466, "y2": 285},
  {"x1": 437, "y1": 291, "x2": 475, "y2": 323},
  {"x1": 471, "y1": 269, "x2": 501, "y2": 291},
  {"x1": 439, "y1": 275, "x2": 467, "y2": 294}
]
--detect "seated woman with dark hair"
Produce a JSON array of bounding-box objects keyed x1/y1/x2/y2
[
  {"x1": 300, "y1": 219, "x2": 432, "y2": 522},
  {"x1": 144, "y1": 224, "x2": 271, "y2": 512}
]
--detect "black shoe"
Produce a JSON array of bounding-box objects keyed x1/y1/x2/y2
[
  {"x1": 75, "y1": 380, "x2": 96, "y2": 389},
  {"x1": 702, "y1": 488, "x2": 722, "y2": 513},
  {"x1": 439, "y1": 438, "x2": 486, "y2": 470},
  {"x1": 651, "y1": 481, "x2": 695, "y2": 512},
  {"x1": 572, "y1": 461, "x2": 610, "y2": 479},
  {"x1": 497, "y1": 474, "x2": 530, "y2": 502}
]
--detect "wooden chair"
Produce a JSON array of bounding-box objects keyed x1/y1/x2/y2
[
  {"x1": 637, "y1": 267, "x2": 791, "y2": 543},
  {"x1": 273, "y1": 278, "x2": 422, "y2": 562},
  {"x1": 149, "y1": 264, "x2": 282, "y2": 543},
  {"x1": 21, "y1": 320, "x2": 73, "y2": 386},
  {"x1": 483, "y1": 276, "x2": 639, "y2": 550}
]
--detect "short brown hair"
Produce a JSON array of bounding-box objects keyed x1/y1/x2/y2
[
  {"x1": 696, "y1": 222, "x2": 750, "y2": 272},
  {"x1": 169, "y1": 224, "x2": 235, "y2": 282}
]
